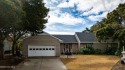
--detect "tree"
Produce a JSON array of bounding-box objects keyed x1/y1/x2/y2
[
  {"x1": 83, "y1": 27, "x2": 90, "y2": 32},
  {"x1": 11, "y1": 0, "x2": 49, "y2": 55},
  {"x1": 92, "y1": 8, "x2": 123, "y2": 42},
  {"x1": 9, "y1": 0, "x2": 26, "y2": 56},
  {"x1": 22, "y1": 0, "x2": 49, "y2": 36},
  {"x1": 90, "y1": 3, "x2": 125, "y2": 55},
  {"x1": 0, "y1": 0, "x2": 49, "y2": 57},
  {"x1": 90, "y1": 21, "x2": 105, "y2": 34},
  {"x1": 0, "y1": 0, "x2": 24, "y2": 58}
]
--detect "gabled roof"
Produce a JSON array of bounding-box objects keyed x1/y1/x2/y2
[
  {"x1": 37, "y1": 32, "x2": 63, "y2": 42},
  {"x1": 53, "y1": 35, "x2": 77, "y2": 43},
  {"x1": 76, "y1": 31, "x2": 96, "y2": 43}
]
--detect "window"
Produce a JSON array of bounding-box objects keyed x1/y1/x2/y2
[
  {"x1": 46, "y1": 48, "x2": 48, "y2": 50},
  {"x1": 52, "y1": 48, "x2": 55, "y2": 50},
  {"x1": 36, "y1": 48, "x2": 38, "y2": 50},
  {"x1": 33, "y1": 48, "x2": 35, "y2": 50},
  {"x1": 43, "y1": 48, "x2": 45, "y2": 50},
  {"x1": 64, "y1": 44, "x2": 72, "y2": 49},
  {"x1": 86, "y1": 43, "x2": 93, "y2": 48},
  {"x1": 39, "y1": 48, "x2": 42, "y2": 50},
  {"x1": 49, "y1": 48, "x2": 51, "y2": 50},
  {"x1": 64, "y1": 44, "x2": 69, "y2": 48},
  {"x1": 29, "y1": 48, "x2": 32, "y2": 50}
]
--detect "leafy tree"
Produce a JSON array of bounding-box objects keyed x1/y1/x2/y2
[
  {"x1": 0, "y1": 0, "x2": 23, "y2": 58},
  {"x1": 22, "y1": 0, "x2": 49, "y2": 36},
  {"x1": 0, "y1": 0, "x2": 49, "y2": 56},
  {"x1": 9, "y1": 0, "x2": 25, "y2": 56},
  {"x1": 11, "y1": 0, "x2": 49, "y2": 55},
  {"x1": 91, "y1": 7, "x2": 123, "y2": 42},
  {"x1": 116, "y1": 4, "x2": 125, "y2": 19},
  {"x1": 90, "y1": 21, "x2": 101, "y2": 33},
  {"x1": 90, "y1": 3, "x2": 125, "y2": 55}
]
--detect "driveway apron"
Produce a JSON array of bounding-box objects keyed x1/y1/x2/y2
[{"x1": 13, "y1": 58, "x2": 67, "y2": 70}]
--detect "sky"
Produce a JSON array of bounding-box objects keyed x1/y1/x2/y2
[{"x1": 43, "y1": 0, "x2": 125, "y2": 35}]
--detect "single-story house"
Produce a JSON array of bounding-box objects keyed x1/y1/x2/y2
[
  {"x1": 22, "y1": 31, "x2": 118, "y2": 57},
  {"x1": 3, "y1": 36, "x2": 12, "y2": 52}
]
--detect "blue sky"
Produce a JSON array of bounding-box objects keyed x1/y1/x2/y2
[{"x1": 43, "y1": 0, "x2": 125, "y2": 35}]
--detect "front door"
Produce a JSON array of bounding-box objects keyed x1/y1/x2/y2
[{"x1": 63, "y1": 44, "x2": 72, "y2": 54}]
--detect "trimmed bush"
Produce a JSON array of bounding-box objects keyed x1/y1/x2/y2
[
  {"x1": 115, "y1": 47, "x2": 122, "y2": 56},
  {"x1": 82, "y1": 48, "x2": 90, "y2": 54},
  {"x1": 79, "y1": 47, "x2": 95, "y2": 54},
  {"x1": 104, "y1": 46, "x2": 117, "y2": 55},
  {"x1": 95, "y1": 49, "x2": 102, "y2": 54}
]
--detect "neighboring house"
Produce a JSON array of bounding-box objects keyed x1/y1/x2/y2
[
  {"x1": 3, "y1": 36, "x2": 12, "y2": 53},
  {"x1": 22, "y1": 31, "x2": 118, "y2": 57}
]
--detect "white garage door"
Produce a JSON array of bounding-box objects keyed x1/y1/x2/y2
[{"x1": 28, "y1": 45, "x2": 56, "y2": 57}]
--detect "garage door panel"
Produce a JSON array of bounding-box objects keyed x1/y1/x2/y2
[
  {"x1": 42, "y1": 51, "x2": 55, "y2": 56},
  {"x1": 28, "y1": 45, "x2": 56, "y2": 57},
  {"x1": 28, "y1": 48, "x2": 36, "y2": 56}
]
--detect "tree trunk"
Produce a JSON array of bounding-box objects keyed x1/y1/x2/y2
[
  {"x1": 0, "y1": 42, "x2": 4, "y2": 59},
  {"x1": 12, "y1": 40, "x2": 16, "y2": 56}
]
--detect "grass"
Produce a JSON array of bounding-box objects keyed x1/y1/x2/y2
[{"x1": 61, "y1": 55, "x2": 119, "y2": 70}]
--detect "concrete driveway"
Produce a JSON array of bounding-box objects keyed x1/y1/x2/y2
[{"x1": 13, "y1": 57, "x2": 67, "y2": 70}]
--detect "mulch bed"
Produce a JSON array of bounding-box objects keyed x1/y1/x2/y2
[
  {"x1": 0, "y1": 56, "x2": 25, "y2": 70},
  {"x1": 112, "y1": 60, "x2": 125, "y2": 70}
]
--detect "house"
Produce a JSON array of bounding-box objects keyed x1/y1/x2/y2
[
  {"x1": 3, "y1": 36, "x2": 12, "y2": 53},
  {"x1": 53, "y1": 35, "x2": 78, "y2": 54},
  {"x1": 22, "y1": 31, "x2": 118, "y2": 57}
]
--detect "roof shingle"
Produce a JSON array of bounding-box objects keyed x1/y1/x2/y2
[
  {"x1": 76, "y1": 31, "x2": 96, "y2": 43},
  {"x1": 53, "y1": 35, "x2": 77, "y2": 43}
]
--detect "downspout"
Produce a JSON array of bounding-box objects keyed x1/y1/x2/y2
[{"x1": 75, "y1": 34, "x2": 81, "y2": 50}]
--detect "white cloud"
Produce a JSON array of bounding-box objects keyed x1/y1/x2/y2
[
  {"x1": 43, "y1": 0, "x2": 125, "y2": 34},
  {"x1": 57, "y1": 0, "x2": 78, "y2": 8},
  {"x1": 43, "y1": 0, "x2": 63, "y2": 10},
  {"x1": 45, "y1": 31, "x2": 74, "y2": 35},
  {"x1": 47, "y1": 11, "x2": 85, "y2": 25},
  {"x1": 80, "y1": 0, "x2": 125, "y2": 16},
  {"x1": 57, "y1": 2, "x2": 72, "y2": 8},
  {"x1": 55, "y1": 0, "x2": 125, "y2": 16},
  {"x1": 88, "y1": 12, "x2": 108, "y2": 21}
]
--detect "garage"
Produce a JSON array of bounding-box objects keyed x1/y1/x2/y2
[
  {"x1": 28, "y1": 45, "x2": 56, "y2": 57},
  {"x1": 22, "y1": 33, "x2": 62, "y2": 57}
]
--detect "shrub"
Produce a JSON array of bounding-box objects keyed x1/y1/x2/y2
[
  {"x1": 104, "y1": 46, "x2": 117, "y2": 55},
  {"x1": 115, "y1": 47, "x2": 122, "y2": 56},
  {"x1": 95, "y1": 49, "x2": 102, "y2": 54},
  {"x1": 79, "y1": 47, "x2": 95, "y2": 54},
  {"x1": 82, "y1": 48, "x2": 90, "y2": 54},
  {"x1": 79, "y1": 47, "x2": 84, "y2": 54},
  {"x1": 75, "y1": 49, "x2": 81, "y2": 54}
]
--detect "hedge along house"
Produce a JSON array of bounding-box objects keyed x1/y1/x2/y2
[{"x1": 22, "y1": 31, "x2": 118, "y2": 57}]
